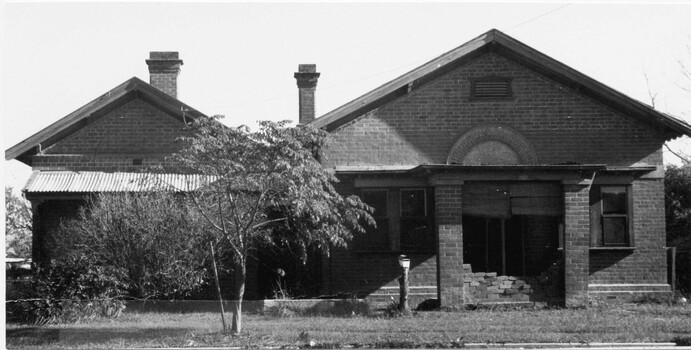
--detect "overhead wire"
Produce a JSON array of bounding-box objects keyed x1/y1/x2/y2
[
  {"x1": 206, "y1": 4, "x2": 572, "y2": 111},
  {"x1": 503, "y1": 3, "x2": 571, "y2": 32}
]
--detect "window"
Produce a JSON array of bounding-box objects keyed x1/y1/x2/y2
[
  {"x1": 590, "y1": 185, "x2": 632, "y2": 247},
  {"x1": 400, "y1": 189, "x2": 433, "y2": 250},
  {"x1": 470, "y1": 77, "x2": 513, "y2": 100},
  {"x1": 359, "y1": 188, "x2": 434, "y2": 252},
  {"x1": 360, "y1": 189, "x2": 390, "y2": 249}
]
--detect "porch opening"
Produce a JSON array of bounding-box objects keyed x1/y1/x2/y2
[
  {"x1": 460, "y1": 181, "x2": 565, "y2": 303},
  {"x1": 462, "y1": 214, "x2": 560, "y2": 276}
]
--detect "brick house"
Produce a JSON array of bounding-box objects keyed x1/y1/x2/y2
[
  {"x1": 5, "y1": 52, "x2": 207, "y2": 267},
  {"x1": 295, "y1": 29, "x2": 691, "y2": 307},
  {"x1": 6, "y1": 30, "x2": 691, "y2": 307}
]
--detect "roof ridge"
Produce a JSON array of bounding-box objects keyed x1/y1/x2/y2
[{"x1": 309, "y1": 29, "x2": 691, "y2": 138}]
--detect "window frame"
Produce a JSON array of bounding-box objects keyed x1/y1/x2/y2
[
  {"x1": 359, "y1": 189, "x2": 390, "y2": 251},
  {"x1": 590, "y1": 185, "x2": 634, "y2": 248},
  {"x1": 357, "y1": 187, "x2": 434, "y2": 253}
]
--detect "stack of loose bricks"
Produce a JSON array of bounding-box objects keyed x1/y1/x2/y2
[{"x1": 463, "y1": 262, "x2": 561, "y2": 303}]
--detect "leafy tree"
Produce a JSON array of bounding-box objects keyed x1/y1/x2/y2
[
  {"x1": 51, "y1": 192, "x2": 212, "y2": 300},
  {"x1": 5, "y1": 187, "x2": 32, "y2": 258},
  {"x1": 171, "y1": 117, "x2": 373, "y2": 334},
  {"x1": 666, "y1": 163, "x2": 691, "y2": 291},
  {"x1": 666, "y1": 164, "x2": 691, "y2": 247}
]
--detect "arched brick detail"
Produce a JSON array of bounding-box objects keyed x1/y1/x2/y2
[{"x1": 447, "y1": 125, "x2": 538, "y2": 165}]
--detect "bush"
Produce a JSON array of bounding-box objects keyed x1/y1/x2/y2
[
  {"x1": 10, "y1": 298, "x2": 125, "y2": 325},
  {"x1": 51, "y1": 192, "x2": 212, "y2": 300},
  {"x1": 7, "y1": 255, "x2": 126, "y2": 325},
  {"x1": 674, "y1": 336, "x2": 691, "y2": 346}
]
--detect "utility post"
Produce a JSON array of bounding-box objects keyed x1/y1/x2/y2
[{"x1": 398, "y1": 254, "x2": 410, "y2": 312}]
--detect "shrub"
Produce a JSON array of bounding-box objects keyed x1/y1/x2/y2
[
  {"x1": 51, "y1": 192, "x2": 212, "y2": 300},
  {"x1": 7, "y1": 255, "x2": 126, "y2": 325},
  {"x1": 674, "y1": 336, "x2": 691, "y2": 346}
]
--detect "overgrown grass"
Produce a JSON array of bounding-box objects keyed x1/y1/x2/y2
[{"x1": 6, "y1": 303, "x2": 691, "y2": 349}]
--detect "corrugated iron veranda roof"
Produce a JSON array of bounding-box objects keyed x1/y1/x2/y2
[{"x1": 24, "y1": 171, "x2": 212, "y2": 193}]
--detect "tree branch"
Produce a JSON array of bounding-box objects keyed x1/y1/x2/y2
[
  {"x1": 190, "y1": 193, "x2": 225, "y2": 233},
  {"x1": 643, "y1": 71, "x2": 658, "y2": 108},
  {"x1": 665, "y1": 143, "x2": 691, "y2": 164},
  {"x1": 252, "y1": 217, "x2": 287, "y2": 230}
]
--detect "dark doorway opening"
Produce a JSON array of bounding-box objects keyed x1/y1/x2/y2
[
  {"x1": 463, "y1": 214, "x2": 560, "y2": 276},
  {"x1": 463, "y1": 215, "x2": 523, "y2": 275}
]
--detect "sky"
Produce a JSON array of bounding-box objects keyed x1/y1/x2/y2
[{"x1": 3, "y1": 1, "x2": 691, "y2": 193}]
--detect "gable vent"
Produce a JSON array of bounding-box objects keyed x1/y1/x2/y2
[{"x1": 471, "y1": 78, "x2": 513, "y2": 99}]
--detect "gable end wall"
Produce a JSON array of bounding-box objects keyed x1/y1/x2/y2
[
  {"x1": 323, "y1": 52, "x2": 666, "y2": 168},
  {"x1": 32, "y1": 99, "x2": 187, "y2": 171}
]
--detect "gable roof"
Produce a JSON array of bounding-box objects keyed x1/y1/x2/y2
[
  {"x1": 5, "y1": 77, "x2": 207, "y2": 165},
  {"x1": 311, "y1": 29, "x2": 691, "y2": 139}
]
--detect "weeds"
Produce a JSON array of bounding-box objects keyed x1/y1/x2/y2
[
  {"x1": 382, "y1": 298, "x2": 407, "y2": 318},
  {"x1": 7, "y1": 302, "x2": 691, "y2": 349},
  {"x1": 263, "y1": 299, "x2": 370, "y2": 318},
  {"x1": 674, "y1": 336, "x2": 691, "y2": 346}
]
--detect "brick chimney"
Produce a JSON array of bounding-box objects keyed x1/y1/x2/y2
[
  {"x1": 146, "y1": 52, "x2": 183, "y2": 98},
  {"x1": 294, "y1": 64, "x2": 320, "y2": 125}
]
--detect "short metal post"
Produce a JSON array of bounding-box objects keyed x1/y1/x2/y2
[
  {"x1": 399, "y1": 268, "x2": 409, "y2": 311},
  {"x1": 398, "y1": 255, "x2": 410, "y2": 312}
]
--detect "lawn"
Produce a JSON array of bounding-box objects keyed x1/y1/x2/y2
[{"x1": 6, "y1": 303, "x2": 691, "y2": 349}]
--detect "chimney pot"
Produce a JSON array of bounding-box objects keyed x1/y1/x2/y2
[
  {"x1": 294, "y1": 64, "x2": 320, "y2": 125},
  {"x1": 299, "y1": 64, "x2": 317, "y2": 73},
  {"x1": 146, "y1": 51, "x2": 183, "y2": 98}
]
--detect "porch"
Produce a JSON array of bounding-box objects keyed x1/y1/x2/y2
[{"x1": 337, "y1": 164, "x2": 659, "y2": 307}]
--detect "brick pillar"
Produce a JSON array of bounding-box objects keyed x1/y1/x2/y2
[
  {"x1": 563, "y1": 183, "x2": 590, "y2": 307},
  {"x1": 433, "y1": 178, "x2": 465, "y2": 307},
  {"x1": 294, "y1": 64, "x2": 320, "y2": 125}
]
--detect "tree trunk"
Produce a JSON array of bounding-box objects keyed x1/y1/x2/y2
[{"x1": 231, "y1": 263, "x2": 246, "y2": 335}]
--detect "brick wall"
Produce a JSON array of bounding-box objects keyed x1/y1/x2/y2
[
  {"x1": 31, "y1": 154, "x2": 173, "y2": 172},
  {"x1": 323, "y1": 52, "x2": 665, "y2": 168},
  {"x1": 589, "y1": 179, "x2": 667, "y2": 284},
  {"x1": 35, "y1": 99, "x2": 186, "y2": 171},
  {"x1": 327, "y1": 249, "x2": 437, "y2": 300},
  {"x1": 326, "y1": 178, "x2": 438, "y2": 305}
]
